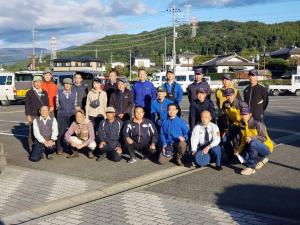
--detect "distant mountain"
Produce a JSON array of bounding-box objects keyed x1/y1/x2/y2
[{"x1": 0, "y1": 48, "x2": 50, "y2": 65}]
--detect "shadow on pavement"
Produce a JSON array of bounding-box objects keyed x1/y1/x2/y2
[
  {"x1": 216, "y1": 184, "x2": 300, "y2": 221},
  {"x1": 11, "y1": 122, "x2": 30, "y2": 154}
]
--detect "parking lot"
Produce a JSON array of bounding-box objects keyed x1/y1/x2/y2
[{"x1": 0, "y1": 95, "x2": 300, "y2": 224}]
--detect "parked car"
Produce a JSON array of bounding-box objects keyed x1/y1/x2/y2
[
  {"x1": 269, "y1": 74, "x2": 300, "y2": 96},
  {"x1": 0, "y1": 72, "x2": 15, "y2": 106}
]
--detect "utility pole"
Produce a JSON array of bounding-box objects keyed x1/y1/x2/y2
[
  {"x1": 110, "y1": 53, "x2": 113, "y2": 66},
  {"x1": 129, "y1": 49, "x2": 132, "y2": 81},
  {"x1": 164, "y1": 36, "x2": 167, "y2": 72},
  {"x1": 263, "y1": 45, "x2": 266, "y2": 76},
  {"x1": 31, "y1": 26, "x2": 37, "y2": 71},
  {"x1": 50, "y1": 36, "x2": 57, "y2": 69},
  {"x1": 95, "y1": 48, "x2": 98, "y2": 59},
  {"x1": 168, "y1": 5, "x2": 181, "y2": 70}
]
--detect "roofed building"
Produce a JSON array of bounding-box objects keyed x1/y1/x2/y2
[{"x1": 270, "y1": 46, "x2": 300, "y2": 60}]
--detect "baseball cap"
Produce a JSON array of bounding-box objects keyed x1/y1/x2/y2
[
  {"x1": 157, "y1": 86, "x2": 166, "y2": 92},
  {"x1": 63, "y1": 78, "x2": 73, "y2": 85},
  {"x1": 249, "y1": 69, "x2": 259, "y2": 76},
  {"x1": 93, "y1": 77, "x2": 102, "y2": 83},
  {"x1": 194, "y1": 68, "x2": 203, "y2": 75},
  {"x1": 240, "y1": 106, "x2": 250, "y2": 115},
  {"x1": 106, "y1": 106, "x2": 116, "y2": 113},
  {"x1": 43, "y1": 68, "x2": 52, "y2": 75},
  {"x1": 196, "y1": 87, "x2": 207, "y2": 94},
  {"x1": 33, "y1": 76, "x2": 42, "y2": 82},
  {"x1": 166, "y1": 69, "x2": 174, "y2": 74},
  {"x1": 222, "y1": 74, "x2": 231, "y2": 80},
  {"x1": 223, "y1": 88, "x2": 235, "y2": 97},
  {"x1": 117, "y1": 76, "x2": 128, "y2": 83}
]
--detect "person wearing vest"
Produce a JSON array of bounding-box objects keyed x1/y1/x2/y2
[
  {"x1": 220, "y1": 88, "x2": 245, "y2": 161},
  {"x1": 29, "y1": 106, "x2": 58, "y2": 162},
  {"x1": 132, "y1": 69, "x2": 157, "y2": 118},
  {"x1": 104, "y1": 70, "x2": 118, "y2": 106},
  {"x1": 109, "y1": 76, "x2": 134, "y2": 121},
  {"x1": 123, "y1": 106, "x2": 158, "y2": 164},
  {"x1": 215, "y1": 74, "x2": 240, "y2": 115},
  {"x1": 73, "y1": 73, "x2": 87, "y2": 111},
  {"x1": 163, "y1": 69, "x2": 183, "y2": 115},
  {"x1": 25, "y1": 75, "x2": 49, "y2": 152},
  {"x1": 159, "y1": 104, "x2": 189, "y2": 166},
  {"x1": 151, "y1": 86, "x2": 173, "y2": 130},
  {"x1": 235, "y1": 106, "x2": 273, "y2": 175},
  {"x1": 244, "y1": 69, "x2": 269, "y2": 122},
  {"x1": 56, "y1": 78, "x2": 77, "y2": 154},
  {"x1": 65, "y1": 109, "x2": 96, "y2": 159},
  {"x1": 187, "y1": 68, "x2": 210, "y2": 103},
  {"x1": 86, "y1": 77, "x2": 107, "y2": 132},
  {"x1": 191, "y1": 111, "x2": 222, "y2": 170},
  {"x1": 189, "y1": 87, "x2": 216, "y2": 130},
  {"x1": 41, "y1": 68, "x2": 58, "y2": 117},
  {"x1": 97, "y1": 107, "x2": 123, "y2": 162}
]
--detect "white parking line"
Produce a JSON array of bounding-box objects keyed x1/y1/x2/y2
[
  {"x1": 0, "y1": 132, "x2": 28, "y2": 138},
  {"x1": 0, "y1": 110, "x2": 24, "y2": 114},
  {"x1": 0, "y1": 120, "x2": 27, "y2": 124}
]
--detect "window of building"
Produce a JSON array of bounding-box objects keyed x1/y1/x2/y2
[{"x1": 56, "y1": 62, "x2": 62, "y2": 67}]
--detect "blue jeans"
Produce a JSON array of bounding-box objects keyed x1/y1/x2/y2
[
  {"x1": 243, "y1": 139, "x2": 270, "y2": 169},
  {"x1": 29, "y1": 141, "x2": 56, "y2": 162}
]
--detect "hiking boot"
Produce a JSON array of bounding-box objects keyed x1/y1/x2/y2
[
  {"x1": 241, "y1": 167, "x2": 256, "y2": 175},
  {"x1": 255, "y1": 158, "x2": 269, "y2": 170}
]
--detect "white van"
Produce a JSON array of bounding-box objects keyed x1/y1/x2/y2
[
  {"x1": 151, "y1": 71, "x2": 211, "y2": 93},
  {"x1": 0, "y1": 72, "x2": 15, "y2": 106}
]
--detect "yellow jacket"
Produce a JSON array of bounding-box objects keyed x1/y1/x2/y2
[
  {"x1": 222, "y1": 99, "x2": 243, "y2": 126},
  {"x1": 216, "y1": 85, "x2": 240, "y2": 113},
  {"x1": 236, "y1": 117, "x2": 273, "y2": 154}
]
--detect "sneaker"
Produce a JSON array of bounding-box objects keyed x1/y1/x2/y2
[
  {"x1": 87, "y1": 151, "x2": 95, "y2": 159},
  {"x1": 215, "y1": 166, "x2": 223, "y2": 171},
  {"x1": 96, "y1": 154, "x2": 106, "y2": 161},
  {"x1": 128, "y1": 158, "x2": 137, "y2": 164},
  {"x1": 255, "y1": 158, "x2": 269, "y2": 170},
  {"x1": 66, "y1": 152, "x2": 79, "y2": 159},
  {"x1": 175, "y1": 157, "x2": 184, "y2": 166},
  {"x1": 241, "y1": 167, "x2": 256, "y2": 175},
  {"x1": 46, "y1": 155, "x2": 54, "y2": 160}
]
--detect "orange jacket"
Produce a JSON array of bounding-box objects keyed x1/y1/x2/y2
[{"x1": 41, "y1": 81, "x2": 58, "y2": 108}]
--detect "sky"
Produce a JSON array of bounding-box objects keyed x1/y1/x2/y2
[{"x1": 0, "y1": 0, "x2": 299, "y2": 50}]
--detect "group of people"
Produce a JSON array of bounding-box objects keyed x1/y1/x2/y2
[{"x1": 24, "y1": 67, "x2": 273, "y2": 175}]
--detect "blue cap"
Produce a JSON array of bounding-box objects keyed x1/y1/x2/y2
[
  {"x1": 240, "y1": 105, "x2": 250, "y2": 115},
  {"x1": 223, "y1": 88, "x2": 235, "y2": 97},
  {"x1": 222, "y1": 74, "x2": 231, "y2": 80},
  {"x1": 249, "y1": 69, "x2": 259, "y2": 76},
  {"x1": 196, "y1": 87, "x2": 207, "y2": 94},
  {"x1": 194, "y1": 68, "x2": 203, "y2": 75},
  {"x1": 195, "y1": 151, "x2": 211, "y2": 166},
  {"x1": 157, "y1": 86, "x2": 166, "y2": 92}
]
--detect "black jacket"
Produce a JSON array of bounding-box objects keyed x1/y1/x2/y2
[
  {"x1": 243, "y1": 84, "x2": 268, "y2": 121},
  {"x1": 109, "y1": 89, "x2": 134, "y2": 120},
  {"x1": 187, "y1": 80, "x2": 211, "y2": 103},
  {"x1": 98, "y1": 118, "x2": 123, "y2": 149},
  {"x1": 104, "y1": 82, "x2": 118, "y2": 105},
  {"x1": 25, "y1": 89, "x2": 49, "y2": 117},
  {"x1": 189, "y1": 99, "x2": 216, "y2": 130},
  {"x1": 123, "y1": 118, "x2": 158, "y2": 145}
]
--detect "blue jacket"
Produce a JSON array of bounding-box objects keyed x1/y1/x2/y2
[
  {"x1": 57, "y1": 90, "x2": 76, "y2": 118},
  {"x1": 163, "y1": 81, "x2": 183, "y2": 105},
  {"x1": 133, "y1": 81, "x2": 157, "y2": 110},
  {"x1": 151, "y1": 98, "x2": 173, "y2": 126},
  {"x1": 160, "y1": 116, "x2": 189, "y2": 146}
]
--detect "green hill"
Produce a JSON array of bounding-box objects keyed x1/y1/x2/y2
[{"x1": 5, "y1": 20, "x2": 300, "y2": 71}]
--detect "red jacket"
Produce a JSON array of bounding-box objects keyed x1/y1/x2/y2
[{"x1": 42, "y1": 81, "x2": 58, "y2": 108}]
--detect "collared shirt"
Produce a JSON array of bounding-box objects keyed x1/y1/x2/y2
[
  {"x1": 33, "y1": 87, "x2": 43, "y2": 97},
  {"x1": 191, "y1": 122, "x2": 220, "y2": 152},
  {"x1": 33, "y1": 116, "x2": 58, "y2": 143}
]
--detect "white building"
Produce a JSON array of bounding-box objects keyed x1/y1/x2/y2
[
  {"x1": 134, "y1": 57, "x2": 151, "y2": 68},
  {"x1": 177, "y1": 50, "x2": 197, "y2": 66},
  {"x1": 53, "y1": 57, "x2": 105, "y2": 72},
  {"x1": 111, "y1": 62, "x2": 125, "y2": 68}
]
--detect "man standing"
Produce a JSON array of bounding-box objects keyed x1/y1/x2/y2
[
  {"x1": 163, "y1": 69, "x2": 183, "y2": 110},
  {"x1": 236, "y1": 106, "x2": 273, "y2": 175},
  {"x1": 73, "y1": 73, "x2": 87, "y2": 111},
  {"x1": 187, "y1": 68, "x2": 210, "y2": 103},
  {"x1": 109, "y1": 76, "x2": 134, "y2": 121},
  {"x1": 159, "y1": 104, "x2": 189, "y2": 166},
  {"x1": 30, "y1": 106, "x2": 58, "y2": 162},
  {"x1": 104, "y1": 70, "x2": 118, "y2": 105},
  {"x1": 191, "y1": 111, "x2": 222, "y2": 170},
  {"x1": 215, "y1": 74, "x2": 240, "y2": 115},
  {"x1": 97, "y1": 107, "x2": 123, "y2": 162},
  {"x1": 123, "y1": 106, "x2": 158, "y2": 164},
  {"x1": 56, "y1": 78, "x2": 77, "y2": 154},
  {"x1": 151, "y1": 86, "x2": 173, "y2": 129},
  {"x1": 25, "y1": 76, "x2": 49, "y2": 151},
  {"x1": 64, "y1": 109, "x2": 96, "y2": 159},
  {"x1": 41, "y1": 69, "x2": 58, "y2": 117},
  {"x1": 189, "y1": 88, "x2": 216, "y2": 130},
  {"x1": 244, "y1": 69, "x2": 268, "y2": 122},
  {"x1": 132, "y1": 69, "x2": 157, "y2": 118}
]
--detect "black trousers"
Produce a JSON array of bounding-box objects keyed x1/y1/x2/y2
[
  {"x1": 125, "y1": 141, "x2": 156, "y2": 159},
  {"x1": 99, "y1": 144, "x2": 122, "y2": 162},
  {"x1": 29, "y1": 141, "x2": 56, "y2": 162},
  {"x1": 57, "y1": 115, "x2": 73, "y2": 153}
]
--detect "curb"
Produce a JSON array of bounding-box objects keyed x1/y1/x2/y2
[{"x1": 1, "y1": 166, "x2": 198, "y2": 224}]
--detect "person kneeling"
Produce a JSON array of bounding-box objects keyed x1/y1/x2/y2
[
  {"x1": 64, "y1": 109, "x2": 96, "y2": 159},
  {"x1": 30, "y1": 106, "x2": 57, "y2": 162},
  {"x1": 236, "y1": 106, "x2": 273, "y2": 175},
  {"x1": 191, "y1": 110, "x2": 222, "y2": 170},
  {"x1": 123, "y1": 106, "x2": 158, "y2": 164},
  {"x1": 97, "y1": 107, "x2": 123, "y2": 162},
  {"x1": 159, "y1": 104, "x2": 189, "y2": 166}
]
